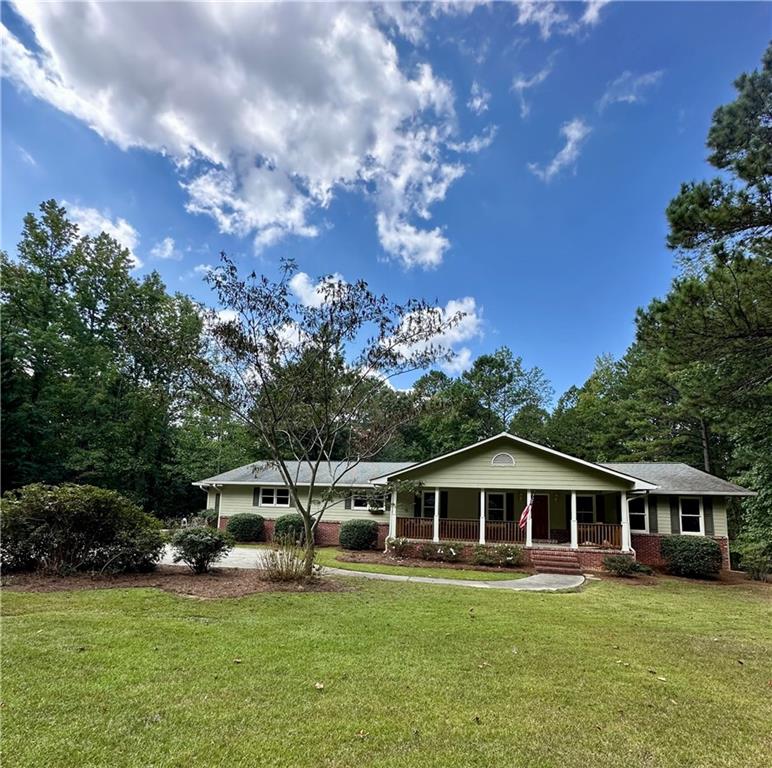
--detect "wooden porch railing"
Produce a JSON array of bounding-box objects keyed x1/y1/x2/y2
[
  {"x1": 395, "y1": 518, "x2": 433, "y2": 540},
  {"x1": 485, "y1": 521, "x2": 525, "y2": 544},
  {"x1": 438, "y1": 519, "x2": 480, "y2": 542},
  {"x1": 578, "y1": 523, "x2": 621, "y2": 548}
]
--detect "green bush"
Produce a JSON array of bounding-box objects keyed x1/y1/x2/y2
[
  {"x1": 203, "y1": 508, "x2": 219, "y2": 528},
  {"x1": 417, "y1": 542, "x2": 463, "y2": 562},
  {"x1": 0, "y1": 483, "x2": 164, "y2": 575},
  {"x1": 226, "y1": 513, "x2": 265, "y2": 542},
  {"x1": 274, "y1": 513, "x2": 306, "y2": 542},
  {"x1": 260, "y1": 537, "x2": 313, "y2": 582},
  {"x1": 387, "y1": 537, "x2": 411, "y2": 558},
  {"x1": 734, "y1": 539, "x2": 771, "y2": 582},
  {"x1": 472, "y1": 544, "x2": 524, "y2": 568},
  {"x1": 660, "y1": 535, "x2": 723, "y2": 579},
  {"x1": 339, "y1": 519, "x2": 379, "y2": 550},
  {"x1": 171, "y1": 528, "x2": 234, "y2": 574},
  {"x1": 602, "y1": 555, "x2": 652, "y2": 577}
]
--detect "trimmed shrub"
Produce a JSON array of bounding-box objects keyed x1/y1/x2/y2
[
  {"x1": 734, "y1": 540, "x2": 772, "y2": 582},
  {"x1": 203, "y1": 508, "x2": 219, "y2": 528},
  {"x1": 0, "y1": 483, "x2": 164, "y2": 575},
  {"x1": 171, "y1": 528, "x2": 234, "y2": 574},
  {"x1": 602, "y1": 554, "x2": 653, "y2": 577},
  {"x1": 227, "y1": 513, "x2": 265, "y2": 542},
  {"x1": 660, "y1": 535, "x2": 723, "y2": 579},
  {"x1": 472, "y1": 544, "x2": 524, "y2": 568},
  {"x1": 339, "y1": 519, "x2": 379, "y2": 550},
  {"x1": 387, "y1": 537, "x2": 411, "y2": 558},
  {"x1": 274, "y1": 513, "x2": 306, "y2": 542},
  {"x1": 417, "y1": 541, "x2": 462, "y2": 562}
]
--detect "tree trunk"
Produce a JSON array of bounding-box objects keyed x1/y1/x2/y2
[
  {"x1": 301, "y1": 514, "x2": 316, "y2": 577},
  {"x1": 699, "y1": 416, "x2": 712, "y2": 474}
]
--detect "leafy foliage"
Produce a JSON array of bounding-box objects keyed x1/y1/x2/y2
[
  {"x1": 471, "y1": 544, "x2": 524, "y2": 568},
  {"x1": 602, "y1": 555, "x2": 653, "y2": 578},
  {"x1": 0, "y1": 483, "x2": 164, "y2": 574},
  {"x1": 226, "y1": 513, "x2": 265, "y2": 542},
  {"x1": 660, "y1": 536, "x2": 723, "y2": 579},
  {"x1": 339, "y1": 519, "x2": 379, "y2": 550},
  {"x1": 260, "y1": 536, "x2": 315, "y2": 582},
  {"x1": 417, "y1": 542, "x2": 463, "y2": 562},
  {"x1": 171, "y1": 528, "x2": 234, "y2": 574},
  {"x1": 733, "y1": 539, "x2": 771, "y2": 582},
  {"x1": 274, "y1": 513, "x2": 306, "y2": 542}
]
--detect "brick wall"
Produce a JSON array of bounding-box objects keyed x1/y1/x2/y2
[{"x1": 632, "y1": 533, "x2": 730, "y2": 570}]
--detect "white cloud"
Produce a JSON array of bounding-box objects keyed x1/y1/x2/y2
[
  {"x1": 150, "y1": 236, "x2": 181, "y2": 261},
  {"x1": 527, "y1": 118, "x2": 591, "y2": 182},
  {"x1": 514, "y1": 1, "x2": 610, "y2": 40},
  {"x1": 194, "y1": 264, "x2": 214, "y2": 275},
  {"x1": 511, "y1": 59, "x2": 554, "y2": 118},
  {"x1": 598, "y1": 70, "x2": 664, "y2": 111},
  {"x1": 467, "y1": 81, "x2": 491, "y2": 115},
  {"x1": 2, "y1": 3, "x2": 480, "y2": 269},
  {"x1": 448, "y1": 125, "x2": 497, "y2": 154},
  {"x1": 391, "y1": 296, "x2": 483, "y2": 372},
  {"x1": 16, "y1": 144, "x2": 37, "y2": 167},
  {"x1": 289, "y1": 271, "x2": 346, "y2": 308},
  {"x1": 65, "y1": 202, "x2": 142, "y2": 268}
]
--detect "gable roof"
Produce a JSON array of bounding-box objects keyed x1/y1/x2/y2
[
  {"x1": 370, "y1": 433, "x2": 658, "y2": 491},
  {"x1": 195, "y1": 460, "x2": 413, "y2": 488},
  {"x1": 601, "y1": 463, "x2": 755, "y2": 496}
]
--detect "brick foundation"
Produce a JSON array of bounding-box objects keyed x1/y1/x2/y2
[
  {"x1": 220, "y1": 517, "x2": 388, "y2": 547},
  {"x1": 631, "y1": 533, "x2": 730, "y2": 570}
]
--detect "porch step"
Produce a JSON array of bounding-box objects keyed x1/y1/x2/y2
[{"x1": 530, "y1": 549, "x2": 582, "y2": 575}]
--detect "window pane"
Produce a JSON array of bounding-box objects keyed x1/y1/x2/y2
[
  {"x1": 629, "y1": 513, "x2": 646, "y2": 531},
  {"x1": 629, "y1": 498, "x2": 645, "y2": 515},
  {"x1": 261, "y1": 488, "x2": 275, "y2": 505},
  {"x1": 276, "y1": 488, "x2": 289, "y2": 505},
  {"x1": 681, "y1": 513, "x2": 701, "y2": 533},
  {"x1": 681, "y1": 498, "x2": 700, "y2": 516},
  {"x1": 487, "y1": 493, "x2": 504, "y2": 521},
  {"x1": 577, "y1": 511, "x2": 594, "y2": 524},
  {"x1": 577, "y1": 496, "x2": 594, "y2": 512},
  {"x1": 353, "y1": 495, "x2": 369, "y2": 509},
  {"x1": 422, "y1": 492, "x2": 435, "y2": 518}
]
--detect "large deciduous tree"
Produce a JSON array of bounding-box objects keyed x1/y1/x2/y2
[{"x1": 197, "y1": 256, "x2": 463, "y2": 573}]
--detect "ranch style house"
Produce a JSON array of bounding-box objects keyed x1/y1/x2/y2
[{"x1": 195, "y1": 433, "x2": 754, "y2": 573}]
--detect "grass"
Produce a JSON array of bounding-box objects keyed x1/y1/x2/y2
[
  {"x1": 313, "y1": 546, "x2": 525, "y2": 581},
  {"x1": 2, "y1": 577, "x2": 770, "y2": 768}
]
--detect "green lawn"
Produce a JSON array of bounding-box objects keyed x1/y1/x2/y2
[
  {"x1": 313, "y1": 546, "x2": 525, "y2": 580},
  {"x1": 2, "y1": 577, "x2": 770, "y2": 768}
]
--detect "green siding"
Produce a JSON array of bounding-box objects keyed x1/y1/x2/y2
[{"x1": 394, "y1": 437, "x2": 632, "y2": 491}]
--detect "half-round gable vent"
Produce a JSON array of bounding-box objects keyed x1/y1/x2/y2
[{"x1": 491, "y1": 452, "x2": 515, "y2": 466}]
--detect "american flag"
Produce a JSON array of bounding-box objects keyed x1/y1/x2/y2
[{"x1": 518, "y1": 494, "x2": 533, "y2": 530}]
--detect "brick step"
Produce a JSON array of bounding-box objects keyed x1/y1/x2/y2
[
  {"x1": 536, "y1": 565, "x2": 584, "y2": 575},
  {"x1": 531, "y1": 551, "x2": 577, "y2": 559},
  {"x1": 532, "y1": 556, "x2": 581, "y2": 567},
  {"x1": 531, "y1": 554, "x2": 579, "y2": 563}
]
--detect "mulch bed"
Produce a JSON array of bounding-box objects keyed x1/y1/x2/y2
[
  {"x1": 1, "y1": 565, "x2": 349, "y2": 599},
  {"x1": 333, "y1": 549, "x2": 533, "y2": 574}
]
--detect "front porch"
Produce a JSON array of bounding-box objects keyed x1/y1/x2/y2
[{"x1": 390, "y1": 488, "x2": 633, "y2": 552}]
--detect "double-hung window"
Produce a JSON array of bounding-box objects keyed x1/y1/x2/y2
[
  {"x1": 576, "y1": 495, "x2": 595, "y2": 524},
  {"x1": 628, "y1": 497, "x2": 648, "y2": 532},
  {"x1": 679, "y1": 496, "x2": 703, "y2": 534},
  {"x1": 352, "y1": 494, "x2": 370, "y2": 511},
  {"x1": 421, "y1": 491, "x2": 436, "y2": 518},
  {"x1": 487, "y1": 492, "x2": 505, "y2": 521},
  {"x1": 260, "y1": 487, "x2": 290, "y2": 507}
]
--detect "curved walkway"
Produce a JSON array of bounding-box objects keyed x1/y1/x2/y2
[{"x1": 160, "y1": 546, "x2": 585, "y2": 592}]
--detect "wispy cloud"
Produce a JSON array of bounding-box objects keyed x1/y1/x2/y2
[
  {"x1": 598, "y1": 70, "x2": 664, "y2": 111},
  {"x1": 528, "y1": 118, "x2": 591, "y2": 182},
  {"x1": 511, "y1": 57, "x2": 555, "y2": 118},
  {"x1": 150, "y1": 236, "x2": 182, "y2": 260},
  {"x1": 467, "y1": 80, "x2": 491, "y2": 115},
  {"x1": 515, "y1": 1, "x2": 611, "y2": 40},
  {"x1": 16, "y1": 144, "x2": 38, "y2": 167}
]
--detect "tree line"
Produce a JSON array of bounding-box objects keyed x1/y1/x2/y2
[{"x1": 1, "y1": 44, "x2": 769, "y2": 542}]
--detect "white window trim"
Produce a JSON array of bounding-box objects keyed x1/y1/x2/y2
[
  {"x1": 576, "y1": 494, "x2": 596, "y2": 524},
  {"x1": 679, "y1": 495, "x2": 704, "y2": 535},
  {"x1": 486, "y1": 491, "x2": 506, "y2": 521},
  {"x1": 421, "y1": 490, "x2": 436, "y2": 518},
  {"x1": 260, "y1": 486, "x2": 290, "y2": 508},
  {"x1": 352, "y1": 494, "x2": 370, "y2": 511},
  {"x1": 628, "y1": 496, "x2": 649, "y2": 534}
]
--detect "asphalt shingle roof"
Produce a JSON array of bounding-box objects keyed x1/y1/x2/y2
[
  {"x1": 600, "y1": 463, "x2": 754, "y2": 496},
  {"x1": 197, "y1": 460, "x2": 413, "y2": 487}
]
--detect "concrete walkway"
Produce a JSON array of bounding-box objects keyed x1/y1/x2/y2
[{"x1": 160, "y1": 546, "x2": 585, "y2": 593}]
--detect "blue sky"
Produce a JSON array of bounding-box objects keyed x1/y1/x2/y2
[{"x1": 2, "y1": 1, "x2": 769, "y2": 398}]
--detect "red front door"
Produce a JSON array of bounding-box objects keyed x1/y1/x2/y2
[{"x1": 532, "y1": 494, "x2": 549, "y2": 539}]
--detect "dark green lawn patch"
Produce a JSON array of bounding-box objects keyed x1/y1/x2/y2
[{"x1": 2, "y1": 578, "x2": 770, "y2": 768}]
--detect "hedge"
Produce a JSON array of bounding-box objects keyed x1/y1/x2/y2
[
  {"x1": 660, "y1": 535, "x2": 723, "y2": 578},
  {"x1": 339, "y1": 519, "x2": 379, "y2": 550},
  {"x1": 226, "y1": 513, "x2": 265, "y2": 542}
]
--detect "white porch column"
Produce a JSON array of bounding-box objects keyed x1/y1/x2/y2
[
  {"x1": 570, "y1": 491, "x2": 578, "y2": 550},
  {"x1": 621, "y1": 492, "x2": 632, "y2": 552},
  {"x1": 525, "y1": 490, "x2": 533, "y2": 548},
  {"x1": 479, "y1": 489, "x2": 486, "y2": 544},
  {"x1": 433, "y1": 487, "x2": 440, "y2": 543},
  {"x1": 388, "y1": 491, "x2": 397, "y2": 540}
]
